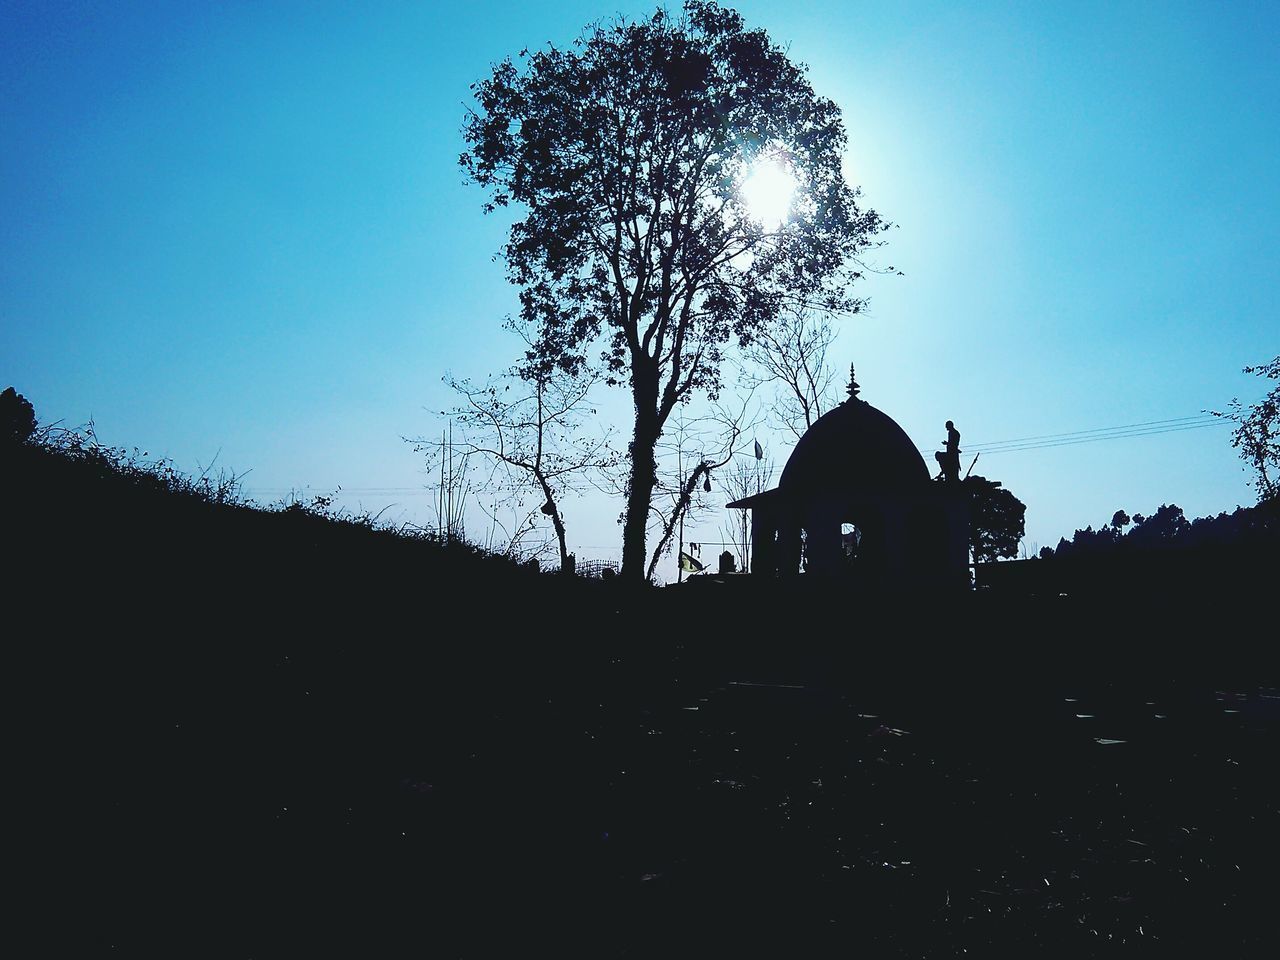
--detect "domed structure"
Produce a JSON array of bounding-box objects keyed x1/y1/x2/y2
[
  {"x1": 779, "y1": 399, "x2": 930, "y2": 496},
  {"x1": 728, "y1": 395, "x2": 969, "y2": 586}
]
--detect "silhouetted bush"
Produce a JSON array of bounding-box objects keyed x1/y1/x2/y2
[{"x1": 1, "y1": 387, "x2": 37, "y2": 445}]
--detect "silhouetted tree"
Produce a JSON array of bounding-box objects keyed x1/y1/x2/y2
[
  {"x1": 461, "y1": 2, "x2": 888, "y2": 581},
  {"x1": 1212, "y1": 355, "x2": 1280, "y2": 503},
  {"x1": 413, "y1": 371, "x2": 616, "y2": 570},
  {"x1": 965, "y1": 475, "x2": 1026, "y2": 564},
  {"x1": 1054, "y1": 522, "x2": 1116, "y2": 557},
  {"x1": 1046, "y1": 503, "x2": 1194, "y2": 558},
  {"x1": 1, "y1": 387, "x2": 36, "y2": 445},
  {"x1": 1126, "y1": 503, "x2": 1190, "y2": 547}
]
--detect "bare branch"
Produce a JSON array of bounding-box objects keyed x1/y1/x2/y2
[
  {"x1": 742, "y1": 309, "x2": 839, "y2": 439},
  {"x1": 407, "y1": 367, "x2": 619, "y2": 569}
]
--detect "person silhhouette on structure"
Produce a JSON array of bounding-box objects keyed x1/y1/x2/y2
[{"x1": 935, "y1": 420, "x2": 961, "y2": 481}]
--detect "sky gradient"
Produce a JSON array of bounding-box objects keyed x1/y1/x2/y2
[{"x1": 3, "y1": 1, "x2": 1276, "y2": 577}]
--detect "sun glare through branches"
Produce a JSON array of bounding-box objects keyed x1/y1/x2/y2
[{"x1": 740, "y1": 153, "x2": 798, "y2": 229}]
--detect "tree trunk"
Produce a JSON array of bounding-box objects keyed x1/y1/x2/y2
[
  {"x1": 620, "y1": 365, "x2": 660, "y2": 583},
  {"x1": 551, "y1": 509, "x2": 569, "y2": 572},
  {"x1": 536, "y1": 474, "x2": 570, "y2": 573}
]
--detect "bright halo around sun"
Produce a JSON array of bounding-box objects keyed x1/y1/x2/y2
[{"x1": 741, "y1": 155, "x2": 797, "y2": 229}]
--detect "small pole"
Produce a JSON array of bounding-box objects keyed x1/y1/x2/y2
[{"x1": 447, "y1": 421, "x2": 454, "y2": 541}]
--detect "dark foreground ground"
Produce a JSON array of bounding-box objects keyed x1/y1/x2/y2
[
  {"x1": 12, "y1": 560, "x2": 1279, "y2": 958},
  {"x1": 5, "y1": 442, "x2": 1276, "y2": 956}
]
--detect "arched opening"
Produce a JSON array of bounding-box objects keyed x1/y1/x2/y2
[
  {"x1": 840, "y1": 522, "x2": 862, "y2": 560},
  {"x1": 839, "y1": 507, "x2": 886, "y2": 575}
]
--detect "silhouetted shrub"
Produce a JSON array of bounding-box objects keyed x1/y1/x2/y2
[
  {"x1": 966, "y1": 475, "x2": 1026, "y2": 563},
  {"x1": 1, "y1": 387, "x2": 36, "y2": 445}
]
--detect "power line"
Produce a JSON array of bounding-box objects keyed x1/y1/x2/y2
[
  {"x1": 243, "y1": 487, "x2": 433, "y2": 495},
  {"x1": 963, "y1": 418, "x2": 1228, "y2": 455},
  {"x1": 244, "y1": 413, "x2": 1231, "y2": 498},
  {"x1": 965, "y1": 414, "x2": 1217, "y2": 450},
  {"x1": 913, "y1": 414, "x2": 1228, "y2": 458}
]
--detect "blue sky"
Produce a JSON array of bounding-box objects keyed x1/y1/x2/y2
[{"x1": 3, "y1": 1, "x2": 1276, "y2": 575}]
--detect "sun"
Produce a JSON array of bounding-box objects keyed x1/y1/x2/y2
[{"x1": 741, "y1": 155, "x2": 798, "y2": 229}]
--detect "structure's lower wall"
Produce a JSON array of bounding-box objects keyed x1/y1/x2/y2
[{"x1": 736, "y1": 485, "x2": 971, "y2": 588}]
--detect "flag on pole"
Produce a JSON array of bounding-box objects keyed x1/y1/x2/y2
[{"x1": 679, "y1": 551, "x2": 705, "y2": 573}]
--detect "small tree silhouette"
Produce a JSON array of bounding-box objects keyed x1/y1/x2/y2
[
  {"x1": 413, "y1": 369, "x2": 616, "y2": 570},
  {"x1": 966, "y1": 475, "x2": 1026, "y2": 564},
  {"x1": 1, "y1": 387, "x2": 37, "y2": 445},
  {"x1": 1211, "y1": 355, "x2": 1280, "y2": 503}
]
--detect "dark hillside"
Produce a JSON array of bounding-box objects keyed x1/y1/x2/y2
[
  {"x1": 5, "y1": 433, "x2": 1279, "y2": 956},
  {"x1": 3, "y1": 437, "x2": 543, "y2": 595}
]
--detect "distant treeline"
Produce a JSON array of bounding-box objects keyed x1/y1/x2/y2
[
  {"x1": 1040, "y1": 501, "x2": 1278, "y2": 560},
  {"x1": 978, "y1": 498, "x2": 1279, "y2": 597}
]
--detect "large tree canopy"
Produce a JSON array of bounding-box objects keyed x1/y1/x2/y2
[
  {"x1": 967, "y1": 475, "x2": 1027, "y2": 564},
  {"x1": 462, "y1": 1, "x2": 888, "y2": 580}
]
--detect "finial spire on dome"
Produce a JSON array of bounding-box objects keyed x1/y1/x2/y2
[{"x1": 846, "y1": 363, "x2": 861, "y2": 401}]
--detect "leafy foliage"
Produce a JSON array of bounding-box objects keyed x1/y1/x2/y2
[
  {"x1": 1, "y1": 387, "x2": 37, "y2": 445},
  {"x1": 461, "y1": 1, "x2": 888, "y2": 579},
  {"x1": 965, "y1": 475, "x2": 1026, "y2": 563}
]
